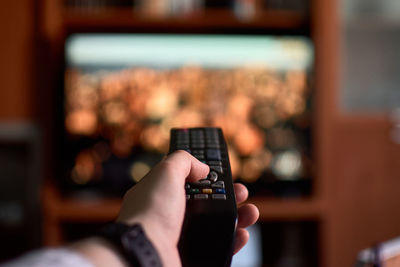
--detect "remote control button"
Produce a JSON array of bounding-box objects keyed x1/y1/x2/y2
[
  {"x1": 206, "y1": 136, "x2": 218, "y2": 141},
  {"x1": 194, "y1": 155, "x2": 205, "y2": 160},
  {"x1": 194, "y1": 194, "x2": 208, "y2": 200},
  {"x1": 177, "y1": 141, "x2": 190, "y2": 146},
  {"x1": 206, "y1": 135, "x2": 219, "y2": 140},
  {"x1": 177, "y1": 135, "x2": 189, "y2": 141},
  {"x1": 191, "y1": 132, "x2": 204, "y2": 138},
  {"x1": 198, "y1": 179, "x2": 211, "y2": 185},
  {"x1": 177, "y1": 144, "x2": 190, "y2": 149},
  {"x1": 191, "y1": 129, "x2": 204, "y2": 135},
  {"x1": 208, "y1": 161, "x2": 222, "y2": 166},
  {"x1": 205, "y1": 131, "x2": 218, "y2": 137},
  {"x1": 215, "y1": 188, "x2": 226, "y2": 194},
  {"x1": 191, "y1": 139, "x2": 205, "y2": 144},
  {"x1": 205, "y1": 131, "x2": 218, "y2": 139},
  {"x1": 206, "y1": 143, "x2": 220, "y2": 148},
  {"x1": 208, "y1": 171, "x2": 218, "y2": 182},
  {"x1": 211, "y1": 181, "x2": 225, "y2": 188},
  {"x1": 186, "y1": 195, "x2": 190, "y2": 200},
  {"x1": 207, "y1": 149, "x2": 221, "y2": 160},
  {"x1": 185, "y1": 183, "x2": 190, "y2": 190},
  {"x1": 202, "y1": 188, "x2": 212, "y2": 194},
  {"x1": 212, "y1": 194, "x2": 226, "y2": 200},
  {"x1": 177, "y1": 131, "x2": 189, "y2": 136},
  {"x1": 210, "y1": 165, "x2": 223, "y2": 174},
  {"x1": 191, "y1": 181, "x2": 210, "y2": 188},
  {"x1": 206, "y1": 139, "x2": 219, "y2": 144},
  {"x1": 191, "y1": 143, "x2": 205, "y2": 149},
  {"x1": 190, "y1": 188, "x2": 200, "y2": 194},
  {"x1": 176, "y1": 144, "x2": 190, "y2": 150},
  {"x1": 206, "y1": 144, "x2": 220, "y2": 149}
]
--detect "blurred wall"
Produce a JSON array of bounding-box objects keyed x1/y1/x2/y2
[{"x1": 0, "y1": 0, "x2": 35, "y2": 119}]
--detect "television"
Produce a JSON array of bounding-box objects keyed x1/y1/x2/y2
[{"x1": 60, "y1": 33, "x2": 314, "y2": 196}]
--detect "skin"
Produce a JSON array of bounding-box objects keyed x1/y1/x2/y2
[{"x1": 72, "y1": 150, "x2": 259, "y2": 267}]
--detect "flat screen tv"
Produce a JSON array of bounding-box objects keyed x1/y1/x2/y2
[{"x1": 60, "y1": 33, "x2": 313, "y2": 196}]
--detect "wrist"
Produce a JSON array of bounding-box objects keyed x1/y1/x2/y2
[
  {"x1": 98, "y1": 222, "x2": 163, "y2": 267},
  {"x1": 117, "y1": 216, "x2": 181, "y2": 267}
]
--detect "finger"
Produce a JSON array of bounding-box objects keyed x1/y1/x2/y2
[
  {"x1": 163, "y1": 150, "x2": 209, "y2": 182},
  {"x1": 234, "y1": 183, "x2": 248, "y2": 204},
  {"x1": 237, "y1": 203, "x2": 259, "y2": 228},
  {"x1": 233, "y1": 228, "x2": 249, "y2": 255}
]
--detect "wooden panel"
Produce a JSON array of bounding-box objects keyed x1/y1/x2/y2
[
  {"x1": 48, "y1": 197, "x2": 121, "y2": 222},
  {"x1": 42, "y1": 183, "x2": 121, "y2": 222},
  {"x1": 249, "y1": 196, "x2": 323, "y2": 221},
  {"x1": 41, "y1": 0, "x2": 63, "y2": 41},
  {"x1": 311, "y1": 0, "x2": 340, "y2": 265},
  {"x1": 41, "y1": 183, "x2": 121, "y2": 245},
  {"x1": 327, "y1": 117, "x2": 400, "y2": 267},
  {"x1": 0, "y1": 1, "x2": 35, "y2": 119}
]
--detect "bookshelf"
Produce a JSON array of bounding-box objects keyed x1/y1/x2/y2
[
  {"x1": 63, "y1": 8, "x2": 307, "y2": 30},
  {"x1": 37, "y1": 0, "x2": 336, "y2": 266}
]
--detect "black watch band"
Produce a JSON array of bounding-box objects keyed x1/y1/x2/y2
[{"x1": 99, "y1": 222, "x2": 163, "y2": 267}]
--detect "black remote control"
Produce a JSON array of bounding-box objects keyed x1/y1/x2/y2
[{"x1": 169, "y1": 127, "x2": 238, "y2": 267}]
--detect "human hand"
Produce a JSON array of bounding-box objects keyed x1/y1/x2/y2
[{"x1": 117, "y1": 150, "x2": 259, "y2": 266}]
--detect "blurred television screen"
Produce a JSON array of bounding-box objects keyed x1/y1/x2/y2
[{"x1": 61, "y1": 33, "x2": 313, "y2": 196}]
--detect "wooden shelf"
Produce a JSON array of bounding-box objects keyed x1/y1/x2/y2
[
  {"x1": 62, "y1": 8, "x2": 307, "y2": 31},
  {"x1": 43, "y1": 183, "x2": 322, "y2": 224},
  {"x1": 48, "y1": 196, "x2": 122, "y2": 222},
  {"x1": 42, "y1": 184, "x2": 122, "y2": 222},
  {"x1": 248, "y1": 196, "x2": 324, "y2": 221}
]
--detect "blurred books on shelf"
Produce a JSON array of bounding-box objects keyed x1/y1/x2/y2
[
  {"x1": 264, "y1": 0, "x2": 308, "y2": 12},
  {"x1": 64, "y1": 0, "x2": 205, "y2": 16},
  {"x1": 63, "y1": 0, "x2": 309, "y2": 18},
  {"x1": 64, "y1": 0, "x2": 133, "y2": 8}
]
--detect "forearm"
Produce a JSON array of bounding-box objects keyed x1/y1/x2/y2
[{"x1": 70, "y1": 237, "x2": 128, "y2": 267}]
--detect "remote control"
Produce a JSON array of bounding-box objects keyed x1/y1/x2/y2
[{"x1": 169, "y1": 127, "x2": 238, "y2": 267}]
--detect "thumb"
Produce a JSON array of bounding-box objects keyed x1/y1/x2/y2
[{"x1": 163, "y1": 150, "x2": 209, "y2": 183}]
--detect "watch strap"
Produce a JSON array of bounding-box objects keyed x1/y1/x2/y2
[{"x1": 100, "y1": 222, "x2": 162, "y2": 267}]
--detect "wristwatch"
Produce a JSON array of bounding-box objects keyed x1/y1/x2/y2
[{"x1": 99, "y1": 222, "x2": 163, "y2": 267}]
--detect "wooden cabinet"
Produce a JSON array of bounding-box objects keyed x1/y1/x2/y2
[
  {"x1": 37, "y1": 1, "x2": 400, "y2": 266},
  {"x1": 323, "y1": 116, "x2": 400, "y2": 266}
]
